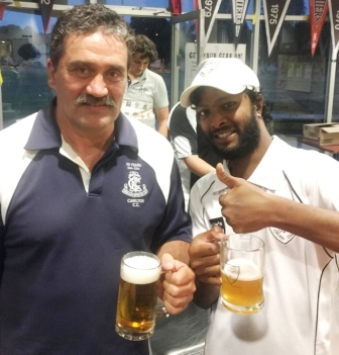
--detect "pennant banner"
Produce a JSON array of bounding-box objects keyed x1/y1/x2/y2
[
  {"x1": 329, "y1": 0, "x2": 339, "y2": 60},
  {"x1": 38, "y1": 0, "x2": 54, "y2": 33},
  {"x1": 198, "y1": 0, "x2": 222, "y2": 45},
  {"x1": 232, "y1": 0, "x2": 250, "y2": 48},
  {"x1": 263, "y1": 0, "x2": 291, "y2": 56},
  {"x1": 170, "y1": 0, "x2": 182, "y2": 14},
  {"x1": 309, "y1": 0, "x2": 328, "y2": 57},
  {"x1": 0, "y1": 4, "x2": 5, "y2": 20}
]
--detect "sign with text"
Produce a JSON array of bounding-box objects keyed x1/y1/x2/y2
[
  {"x1": 309, "y1": 0, "x2": 328, "y2": 56},
  {"x1": 232, "y1": 0, "x2": 250, "y2": 48},
  {"x1": 38, "y1": 0, "x2": 54, "y2": 33},
  {"x1": 198, "y1": 0, "x2": 222, "y2": 45},
  {"x1": 263, "y1": 0, "x2": 291, "y2": 56},
  {"x1": 329, "y1": 0, "x2": 339, "y2": 59},
  {"x1": 185, "y1": 42, "x2": 246, "y2": 88}
]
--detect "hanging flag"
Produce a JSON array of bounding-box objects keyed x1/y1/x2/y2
[
  {"x1": 263, "y1": 0, "x2": 291, "y2": 56},
  {"x1": 0, "y1": 4, "x2": 5, "y2": 20},
  {"x1": 329, "y1": 0, "x2": 339, "y2": 60},
  {"x1": 38, "y1": 0, "x2": 54, "y2": 33},
  {"x1": 0, "y1": 1, "x2": 10, "y2": 20},
  {"x1": 170, "y1": 0, "x2": 182, "y2": 14},
  {"x1": 309, "y1": 0, "x2": 328, "y2": 57},
  {"x1": 198, "y1": 0, "x2": 222, "y2": 45},
  {"x1": 13, "y1": 0, "x2": 21, "y2": 7},
  {"x1": 232, "y1": 0, "x2": 250, "y2": 48}
]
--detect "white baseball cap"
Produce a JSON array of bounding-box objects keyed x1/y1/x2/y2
[{"x1": 180, "y1": 58, "x2": 260, "y2": 107}]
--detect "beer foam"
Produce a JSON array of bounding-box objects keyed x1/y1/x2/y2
[
  {"x1": 223, "y1": 258, "x2": 262, "y2": 281},
  {"x1": 121, "y1": 255, "x2": 161, "y2": 284}
]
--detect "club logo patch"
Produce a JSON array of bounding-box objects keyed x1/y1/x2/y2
[
  {"x1": 269, "y1": 227, "x2": 295, "y2": 244},
  {"x1": 199, "y1": 59, "x2": 220, "y2": 77},
  {"x1": 209, "y1": 217, "x2": 225, "y2": 233},
  {"x1": 122, "y1": 171, "x2": 148, "y2": 198}
]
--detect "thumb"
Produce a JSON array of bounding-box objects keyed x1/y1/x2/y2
[
  {"x1": 216, "y1": 163, "x2": 239, "y2": 189},
  {"x1": 161, "y1": 253, "x2": 176, "y2": 271}
]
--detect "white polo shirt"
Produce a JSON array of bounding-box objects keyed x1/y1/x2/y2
[
  {"x1": 189, "y1": 136, "x2": 339, "y2": 355},
  {"x1": 121, "y1": 68, "x2": 169, "y2": 130}
]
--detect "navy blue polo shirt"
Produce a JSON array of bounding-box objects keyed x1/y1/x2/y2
[{"x1": 0, "y1": 100, "x2": 191, "y2": 355}]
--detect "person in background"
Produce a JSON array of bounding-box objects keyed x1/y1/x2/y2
[
  {"x1": 121, "y1": 34, "x2": 169, "y2": 138},
  {"x1": 182, "y1": 58, "x2": 339, "y2": 355},
  {"x1": 168, "y1": 102, "x2": 222, "y2": 210},
  {"x1": 0, "y1": 5, "x2": 195, "y2": 355}
]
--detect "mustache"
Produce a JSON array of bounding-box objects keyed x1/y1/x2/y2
[{"x1": 75, "y1": 94, "x2": 117, "y2": 107}]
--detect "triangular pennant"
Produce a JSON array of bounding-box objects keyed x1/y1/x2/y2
[
  {"x1": 198, "y1": 0, "x2": 222, "y2": 45},
  {"x1": 14, "y1": 1, "x2": 21, "y2": 7},
  {"x1": 309, "y1": 0, "x2": 328, "y2": 57},
  {"x1": 0, "y1": 2, "x2": 7, "y2": 20},
  {"x1": 38, "y1": 0, "x2": 54, "y2": 33},
  {"x1": 329, "y1": 0, "x2": 339, "y2": 59},
  {"x1": 232, "y1": 0, "x2": 250, "y2": 49},
  {"x1": 263, "y1": 0, "x2": 291, "y2": 56},
  {"x1": 170, "y1": 0, "x2": 182, "y2": 14}
]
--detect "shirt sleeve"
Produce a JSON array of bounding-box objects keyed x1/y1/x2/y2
[
  {"x1": 153, "y1": 74, "x2": 169, "y2": 109},
  {"x1": 150, "y1": 158, "x2": 192, "y2": 253},
  {"x1": 169, "y1": 104, "x2": 198, "y2": 159}
]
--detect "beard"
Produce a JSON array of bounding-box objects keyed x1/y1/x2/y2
[{"x1": 203, "y1": 106, "x2": 261, "y2": 161}]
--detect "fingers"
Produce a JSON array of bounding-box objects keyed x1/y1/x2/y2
[
  {"x1": 216, "y1": 163, "x2": 239, "y2": 189},
  {"x1": 161, "y1": 263, "x2": 196, "y2": 315}
]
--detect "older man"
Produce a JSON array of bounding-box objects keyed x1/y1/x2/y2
[{"x1": 0, "y1": 5, "x2": 195, "y2": 355}]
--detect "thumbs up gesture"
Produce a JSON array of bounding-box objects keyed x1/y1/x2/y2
[{"x1": 216, "y1": 163, "x2": 271, "y2": 233}]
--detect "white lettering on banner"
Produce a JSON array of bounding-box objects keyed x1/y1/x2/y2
[
  {"x1": 336, "y1": 10, "x2": 339, "y2": 30},
  {"x1": 269, "y1": 4, "x2": 279, "y2": 25},
  {"x1": 40, "y1": 0, "x2": 50, "y2": 3}
]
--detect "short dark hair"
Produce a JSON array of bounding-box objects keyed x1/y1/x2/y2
[
  {"x1": 131, "y1": 34, "x2": 158, "y2": 63},
  {"x1": 49, "y1": 4, "x2": 134, "y2": 68}
]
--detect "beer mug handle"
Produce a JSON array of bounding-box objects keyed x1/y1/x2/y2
[{"x1": 155, "y1": 298, "x2": 170, "y2": 318}]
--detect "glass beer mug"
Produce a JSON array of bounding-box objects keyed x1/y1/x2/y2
[
  {"x1": 116, "y1": 251, "x2": 162, "y2": 341},
  {"x1": 220, "y1": 234, "x2": 265, "y2": 315}
]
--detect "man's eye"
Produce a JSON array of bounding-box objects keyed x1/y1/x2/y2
[
  {"x1": 107, "y1": 70, "x2": 123, "y2": 82},
  {"x1": 73, "y1": 67, "x2": 90, "y2": 76},
  {"x1": 196, "y1": 110, "x2": 207, "y2": 120}
]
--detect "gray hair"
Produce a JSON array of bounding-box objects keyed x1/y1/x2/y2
[{"x1": 49, "y1": 4, "x2": 134, "y2": 67}]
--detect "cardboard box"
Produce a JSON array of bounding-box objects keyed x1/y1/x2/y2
[{"x1": 303, "y1": 123, "x2": 339, "y2": 146}]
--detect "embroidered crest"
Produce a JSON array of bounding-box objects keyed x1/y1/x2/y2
[
  {"x1": 122, "y1": 171, "x2": 148, "y2": 198},
  {"x1": 209, "y1": 217, "x2": 225, "y2": 233},
  {"x1": 200, "y1": 59, "x2": 220, "y2": 77},
  {"x1": 269, "y1": 227, "x2": 295, "y2": 244}
]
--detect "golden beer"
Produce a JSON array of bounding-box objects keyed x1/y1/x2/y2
[
  {"x1": 221, "y1": 258, "x2": 264, "y2": 314},
  {"x1": 116, "y1": 252, "x2": 161, "y2": 340}
]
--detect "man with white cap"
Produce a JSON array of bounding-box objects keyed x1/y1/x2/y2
[{"x1": 183, "y1": 58, "x2": 339, "y2": 355}]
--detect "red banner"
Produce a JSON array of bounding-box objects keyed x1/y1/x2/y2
[
  {"x1": 329, "y1": 0, "x2": 339, "y2": 59},
  {"x1": 170, "y1": 0, "x2": 182, "y2": 14},
  {"x1": 198, "y1": 0, "x2": 222, "y2": 44},
  {"x1": 232, "y1": 0, "x2": 250, "y2": 48},
  {"x1": 263, "y1": 0, "x2": 291, "y2": 56},
  {"x1": 38, "y1": 0, "x2": 54, "y2": 33},
  {"x1": 0, "y1": 4, "x2": 5, "y2": 20},
  {"x1": 309, "y1": 0, "x2": 328, "y2": 57}
]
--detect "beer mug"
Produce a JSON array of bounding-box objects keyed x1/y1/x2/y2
[
  {"x1": 116, "y1": 251, "x2": 162, "y2": 341},
  {"x1": 220, "y1": 234, "x2": 265, "y2": 315}
]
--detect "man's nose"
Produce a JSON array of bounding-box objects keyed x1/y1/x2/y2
[{"x1": 86, "y1": 74, "x2": 108, "y2": 97}]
